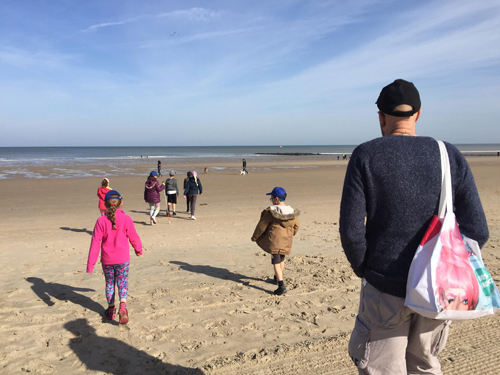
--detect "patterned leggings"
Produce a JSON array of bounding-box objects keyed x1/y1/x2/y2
[
  {"x1": 149, "y1": 202, "x2": 160, "y2": 219},
  {"x1": 102, "y1": 261, "x2": 129, "y2": 305}
]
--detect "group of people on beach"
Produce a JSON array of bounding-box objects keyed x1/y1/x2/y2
[
  {"x1": 88, "y1": 79, "x2": 491, "y2": 375},
  {"x1": 92, "y1": 176, "x2": 297, "y2": 323},
  {"x1": 143, "y1": 169, "x2": 203, "y2": 224}
]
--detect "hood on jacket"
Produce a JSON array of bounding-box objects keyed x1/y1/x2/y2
[
  {"x1": 267, "y1": 208, "x2": 300, "y2": 222},
  {"x1": 145, "y1": 180, "x2": 157, "y2": 189}
]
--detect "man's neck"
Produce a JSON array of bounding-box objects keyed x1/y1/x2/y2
[{"x1": 389, "y1": 129, "x2": 416, "y2": 136}]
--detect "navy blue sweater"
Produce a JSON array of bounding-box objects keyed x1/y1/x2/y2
[{"x1": 339, "y1": 136, "x2": 489, "y2": 298}]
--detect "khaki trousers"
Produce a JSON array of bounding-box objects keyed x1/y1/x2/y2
[{"x1": 348, "y1": 280, "x2": 451, "y2": 375}]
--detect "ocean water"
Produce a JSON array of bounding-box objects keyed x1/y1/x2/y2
[{"x1": 0, "y1": 144, "x2": 498, "y2": 179}]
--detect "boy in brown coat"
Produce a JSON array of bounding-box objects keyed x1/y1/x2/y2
[{"x1": 251, "y1": 187, "x2": 300, "y2": 295}]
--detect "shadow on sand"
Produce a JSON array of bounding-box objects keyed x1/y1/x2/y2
[
  {"x1": 170, "y1": 261, "x2": 270, "y2": 293},
  {"x1": 60, "y1": 226, "x2": 93, "y2": 235},
  {"x1": 26, "y1": 277, "x2": 105, "y2": 315},
  {"x1": 65, "y1": 319, "x2": 206, "y2": 374}
]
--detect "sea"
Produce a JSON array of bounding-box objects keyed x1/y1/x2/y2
[{"x1": 1, "y1": 144, "x2": 499, "y2": 179}]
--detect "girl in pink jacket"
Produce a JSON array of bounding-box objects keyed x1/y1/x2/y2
[
  {"x1": 87, "y1": 190, "x2": 143, "y2": 324},
  {"x1": 97, "y1": 178, "x2": 112, "y2": 216}
]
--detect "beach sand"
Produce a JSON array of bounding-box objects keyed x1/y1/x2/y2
[{"x1": 0, "y1": 156, "x2": 499, "y2": 374}]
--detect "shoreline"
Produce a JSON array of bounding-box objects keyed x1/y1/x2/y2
[{"x1": 1, "y1": 154, "x2": 499, "y2": 180}]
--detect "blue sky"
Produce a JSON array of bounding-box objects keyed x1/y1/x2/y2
[{"x1": 1, "y1": 0, "x2": 499, "y2": 147}]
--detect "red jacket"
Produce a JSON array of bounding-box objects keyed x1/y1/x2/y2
[{"x1": 97, "y1": 186, "x2": 111, "y2": 209}]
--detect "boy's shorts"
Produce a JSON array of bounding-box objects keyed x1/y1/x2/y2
[
  {"x1": 167, "y1": 193, "x2": 177, "y2": 204},
  {"x1": 271, "y1": 254, "x2": 285, "y2": 264}
]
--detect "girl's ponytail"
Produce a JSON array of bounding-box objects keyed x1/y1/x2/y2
[
  {"x1": 105, "y1": 199, "x2": 121, "y2": 230},
  {"x1": 103, "y1": 190, "x2": 123, "y2": 230}
]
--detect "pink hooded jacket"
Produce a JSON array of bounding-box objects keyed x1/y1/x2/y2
[
  {"x1": 97, "y1": 186, "x2": 111, "y2": 209},
  {"x1": 87, "y1": 209, "x2": 142, "y2": 273}
]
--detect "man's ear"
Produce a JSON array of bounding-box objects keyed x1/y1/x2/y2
[
  {"x1": 378, "y1": 111, "x2": 386, "y2": 128},
  {"x1": 414, "y1": 108, "x2": 422, "y2": 122}
]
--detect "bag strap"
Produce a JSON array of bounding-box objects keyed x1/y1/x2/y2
[{"x1": 437, "y1": 140, "x2": 453, "y2": 218}]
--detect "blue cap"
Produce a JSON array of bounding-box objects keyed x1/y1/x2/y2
[
  {"x1": 105, "y1": 190, "x2": 122, "y2": 201},
  {"x1": 266, "y1": 187, "x2": 287, "y2": 200},
  {"x1": 150, "y1": 171, "x2": 158, "y2": 177}
]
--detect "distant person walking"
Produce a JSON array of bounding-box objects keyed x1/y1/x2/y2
[
  {"x1": 183, "y1": 171, "x2": 193, "y2": 212},
  {"x1": 157, "y1": 160, "x2": 162, "y2": 176},
  {"x1": 242, "y1": 159, "x2": 248, "y2": 174},
  {"x1": 87, "y1": 190, "x2": 143, "y2": 324},
  {"x1": 184, "y1": 171, "x2": 202, "y2": 220},
  {"x1": 144, "y1": 171, "x2": 165, "y2": 225},
  {"x1": 251, "y1": 187, "x2": 300, "y2": 295},
  {"x1": 97, "y1": 178, "x2": 112, "y2": 216},
  {"x1": 165, "y1": 171, "x2": 179, "y2": 216}
]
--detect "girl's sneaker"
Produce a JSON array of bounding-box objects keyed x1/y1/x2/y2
[
  {"x1": 118, "y1": 303, "x2": 129, "y2": 324},
  {"x1": 152, "y1": 216, "x2": 157, "y2": 225},
  {"x1": 105, "y1": 306, "x2": 116, "y2": 320}
]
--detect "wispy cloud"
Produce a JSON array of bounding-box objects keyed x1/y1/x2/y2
[
  {"x1": 157, "y1": 7, "x2": 223, "y2": 21},
  {"x1": 80, "y1": 17, "x2": 144, "y2": 33},
  {"x1": 80, "y1": 7, "x2": 222, "y2": 34},
  {"x1": 250, "y1": 1, "x2": 500, "y2": 105}
]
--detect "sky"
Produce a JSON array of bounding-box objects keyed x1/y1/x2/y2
[{"x1": 1, "y1": 0, "x2": 499, "y2": 147}]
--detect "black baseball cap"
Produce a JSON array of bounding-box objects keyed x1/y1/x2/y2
[{"x1": 376, "y1": 79, "x2": 421, "y2": 117}]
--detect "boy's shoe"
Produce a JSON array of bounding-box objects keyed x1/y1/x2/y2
[
  {"x1": 191, "y1": 216, "x2": 196, "y2": 220},
  {"x1": 118, "y1": 303, "x2": 129, "y2": 324},
  {"x1": 105, "y1": 306, "x2": 116, "y2": 320},
  {"x1": 274, "y1": 286, "x2": 287, "y2": 295},
  {"x1": 172, "y1": 212, "x2": 177, "y2": 216}
]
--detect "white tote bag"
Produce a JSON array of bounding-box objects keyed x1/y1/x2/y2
[{"x1": 405, "y1": 141, "x2": 499, "y2": 320}]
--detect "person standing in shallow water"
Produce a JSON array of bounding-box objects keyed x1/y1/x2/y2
[{"x1": 251, "y1": 187, "x2": 299, "y2": 295}]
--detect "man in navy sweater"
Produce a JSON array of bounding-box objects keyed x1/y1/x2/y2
[{"x1": 339, "y1": 79, "x2": 488, "y2": 374}]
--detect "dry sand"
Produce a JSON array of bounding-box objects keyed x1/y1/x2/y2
[{"x1": 0, "y1": 156, "x2": 499, "y2": 374}]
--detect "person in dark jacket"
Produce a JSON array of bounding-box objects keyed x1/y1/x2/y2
[
  {"x1": 242, "y1": 159, "x2": 248, "y2": 174},
  {"x1": 183, "y1": 171, "x2": 193, "y2": 212},
  {"x1": 339, "y1": 79, "x2": 489, "y2": 374},
  {"x1": 183, "y1": 171, "x2": 202, "y2": 220},
  {"x1": 157, "y1": 160, "x2": 162, "y2": 176},
  {"x1": 144, "y1": 171, "x2": 165, "y2": 225}
]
